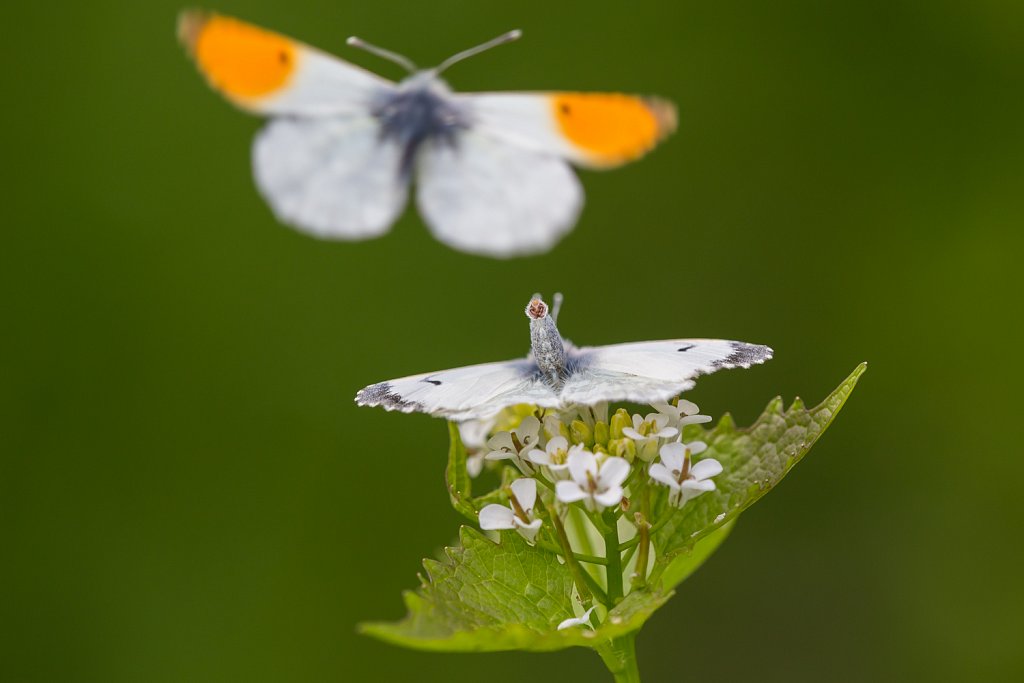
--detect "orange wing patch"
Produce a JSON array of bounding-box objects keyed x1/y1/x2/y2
[
  {"x1": 178, "y1": 11, "x2": 298, "y2": 104},
  {"x1": 552, "y1": 94, "x2": 676, "y2": 168}
]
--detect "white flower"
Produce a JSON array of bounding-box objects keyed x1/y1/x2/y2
[
  {"x1": 555, "y1": 449, "x2": 630, "y2": 511},
  {"x1": 623, "y1": 412, "x2": 679, "y2": 441},
  {"x1": 649, "y1": 441, "x2": 722, "y2": 508},
  {"x1": 651, "y1": 399, "x2": 713, "y2": 431},
  {"x1": 478, "y1": 478, "x2": 543, "y2": 544},
  {"x1": 622, "y1": 412, "x2": 679, "y2": 461},
  {"x1": 527, "y1": 436, "x2": 572, "y2": 479},
  {"x1": 557, "y1": 606, "x2": 595, "y2": 631},
  {"x1": 484, "y1": 415, "x2": 541, "y2": 475}
]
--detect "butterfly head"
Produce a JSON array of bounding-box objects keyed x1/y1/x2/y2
[{"x1": 526, "y1": 298, "x2": 549, "y2": 320}]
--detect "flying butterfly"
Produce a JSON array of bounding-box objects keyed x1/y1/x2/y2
[
  {"x1": 178, "y1": 11, "x2": 677, "y2": 257},
  {"x1": 356, "y1": 295, "x2": 772, "y2": 422}
]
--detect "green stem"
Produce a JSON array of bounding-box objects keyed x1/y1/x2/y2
[
  {"x1": 619, "y1": 505, "x2": 679, "y2": 551},
  {"x1": 545, "y1": 501, "x2": 607, "y2": 604},
  {"x1": 631, "y1": 486, "x2": 652, "y2": 590},
  {"x1": 602, "y1": 510, "x2": 623, "y2": 604},
  {"x1": 597, "y1": 633, "x2": 642, "y2": 683},
  {"x1": 534, "y1": 536, "x2": 607, "y2": 565}
]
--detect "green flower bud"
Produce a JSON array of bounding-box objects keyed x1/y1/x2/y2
[
  {"x1": 637, "y1": 438, "x2": 660, "y2": 463},
  {"x1": 610, "y1": 409, "x2": 631, "y2": 440},
  {"x1": 570, "y1": 419, "x2": 594, "y2": 448},
  {"x1": 593, "y1": 420, "x2": 609, "y2": 447},
  {"x1": 610, "y1": 438, "x2": 637, "y2": 462}
]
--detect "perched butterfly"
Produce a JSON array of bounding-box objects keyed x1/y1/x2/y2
[
  {"x1": 356, "y1": 295, "x2": 772, "y2": 421},
  {"x1": 178, "y1": 11, "x2": 676, "y2": 258}
]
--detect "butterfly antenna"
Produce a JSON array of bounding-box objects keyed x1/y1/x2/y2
[
  {"x1": 346, "y1": 36, "x2": 418, "y2": 74},
  {"x1": 435, "y1": 29, "x2": 522, "y2": 74},
  {"x1": 551, "y1": 292, "x2": 563, "y2": 324}
]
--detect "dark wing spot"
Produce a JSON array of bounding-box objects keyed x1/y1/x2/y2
[
  {"x1": 711, "y1": 342, "x2": 774, "y2": 369},
  {"x1": 278, "y1": 50, "x2": 290, "y2": 65},
  {"x1": 560, "y1": 103, "x2": 571, "y2": 114},
  {"x1": 422, "y1": 378, "x2": 442, "y2": 386},
  {"x1": 355, "y1": 382, "x2": 424, "y2": 412},
  {"x1": 677, "y1": 344, "x2": 695, "y2": 352}
]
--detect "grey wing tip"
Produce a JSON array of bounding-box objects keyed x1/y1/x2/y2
[
  {"x1": 713, "y1": 341, "x2": 774, "y2": 369},
  {"x1": 354, "y1": 382, "x2": 425, "y2": 413}
]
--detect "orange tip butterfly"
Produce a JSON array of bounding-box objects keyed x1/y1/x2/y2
[{"x1": 178, "y1": 11, "x2": 677, "y2": 257}]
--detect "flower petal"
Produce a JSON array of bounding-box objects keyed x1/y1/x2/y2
[
  {"x1": 567, "y1": 448, "x2": 597, "y2": 483},
  {"x1": 478, "y1": 504, "x2": 515, "y2": 530},
  {"x1": 555, "y1": 480, "x2": 588, "y2": 504},
  {"x1": 622, "y1": 427, "x2": 647, "y2": 441},
  {"x1": 557, "y1": 606, "x2": 595, "y2": 630},
  {"x1": 514, "y1": 518, "x2": 543, "y2": 543},
  {"x1": 598, "y1": 457, "x2": 631, "y2": 488},
  {"x1": 656, "y1": 426, "x2": 680, "y2": 439},
  {"x1": 510, "y1": 477, "x2": 537, "y2": 512},
  {"x1": 650, "y1": 401, "x2": 676, "y2": 415},
  {"x1": 689, "y1": 457, "x2": 722, "y2": 480},
  {"x1": 678, "y1": 399, "x2": 700, "y2": 415},
  {"x1": 658, "y1": 442, "x2": 686, "y2": 470},
  {"x1": 680, "y1": 478, "x2": 717, "y2": 492},
  {"x1": 486, "y1": 432, "x2": 514, "y2": 451},
  {"x1": 649, "y1": 463, "x2": 681, "y2": 489},
  {"x1": 466, "y1": 452, "x2": 484, "y2": 478},
  {"x1": 679, "y1": 414, "x2": 712, "y2": 426},
  {"x1": 527, "y1": 448, "x2": 552, "y2": 466},
  {"x1": 594, "y1": 484, "x2": 623, "y2": 509},
  {"x1": 685, "y1": 440, "x2": 708, "y2": 456},
  {"x1": 484, "y1": 449, "x2": 514, "y2": 461},
  {"x1": 546, "y1": 436, "x2": 568, "y2": 454},
  {"x1": 516, "y1": 415, "x2": 541, "y2": 444}
]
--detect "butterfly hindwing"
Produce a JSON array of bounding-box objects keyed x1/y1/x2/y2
[
  {"x1": 416, "y1": 131, "x2": 584, "y2": 257},
  {"x1": 253, "y1": 117, "x2": 409, "y2": 239}
]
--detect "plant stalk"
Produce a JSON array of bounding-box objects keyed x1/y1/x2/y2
[
  {"x1": 602, "y1": 510, "x2": 623, "y2": 604},
  {"x1": 597, "y1": 632, "x2": 642, "y2": 683}
]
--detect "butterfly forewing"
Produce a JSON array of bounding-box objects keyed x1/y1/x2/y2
[
  {"x1": 179, "y1": 10, "x2": 393, "y2": 115},
  {"x1": 355, "y1": 358, "x2": 561, "y2": 422},
  {"x1": 560, "y1": 340, "x2": 773, "y2": 406},
  {"x1": 462, "y1": 92, "x2": 676, "y2": 169}
]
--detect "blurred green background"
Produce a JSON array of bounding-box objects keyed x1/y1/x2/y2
[{"x1": 3, "y1": 0, "x2": 1022, "y2": 680}]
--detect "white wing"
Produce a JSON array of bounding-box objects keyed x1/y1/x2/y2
[
  {"x1": 253, "y1": 117, "x2": 409, "y2": 239},
  {"x1": 415, "y1": 132, "x2": 583, "y2": 258},
  {"x1": 560, "y1": 340, "x2": 773, "y2": 405},
  {"x1": 355, "y1": 358, "x2": 560, "y2": 422}
]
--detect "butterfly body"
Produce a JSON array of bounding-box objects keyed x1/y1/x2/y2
[
  {"x1": 179, "y1": 11, "x2": 677, "y2": 257},
  {"x1": 356, "y1": 297, "x2": 773, "y2": 422},
  {"x1": 372, "y1": 72, "x2": 466, "y2": 176}
]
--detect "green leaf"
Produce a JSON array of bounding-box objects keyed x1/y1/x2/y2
[
  {"x1": 651, "y1": 363, "x2": 866, "y2": 586},
  {"x1": 359, "y1": 528, "x2": 669, "y2": 653},
  {"x1": 445, "y1": 422, "x2": 476, "y2": 522},
  {"x1": 658, "y1": 520, "x2": 735, "y2": 589}
]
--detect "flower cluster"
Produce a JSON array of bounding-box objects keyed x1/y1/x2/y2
[{"x1": 460, "y1": 397, "x2": 724, "y2": 629}]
